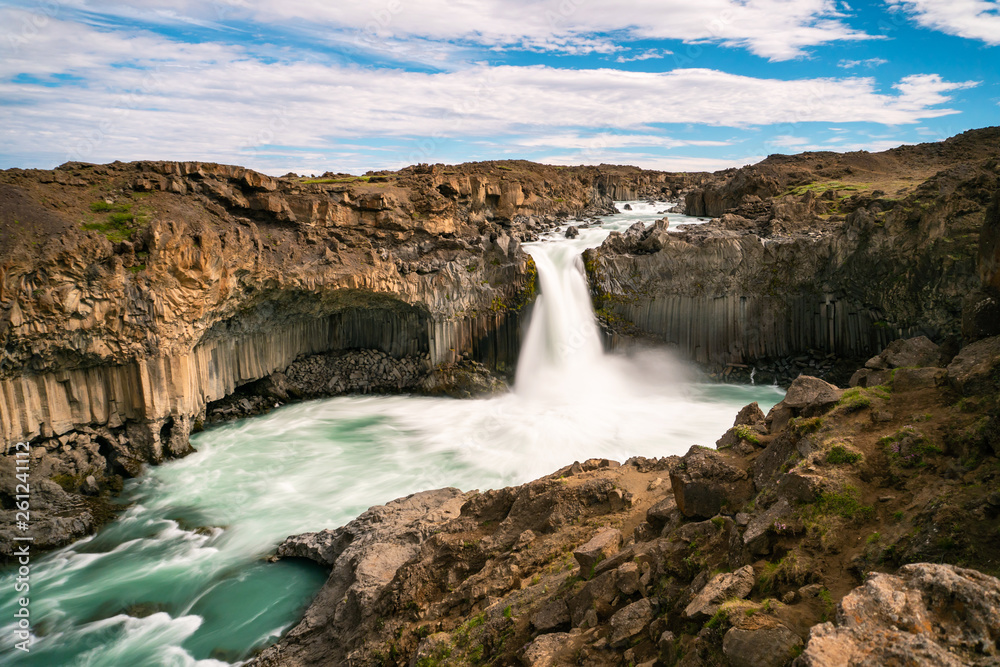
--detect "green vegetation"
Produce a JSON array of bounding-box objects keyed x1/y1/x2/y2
[
  {"x1": 790, "y1": 416, "x2": 823, "y2": 435},
  {"x1": 782, "y1": 181, "x2": 869, "y2": 197},
  {"x1": 733, "y1": 424, "x2": 760, "y2": 445},
  {"x1": 879, "y1": 426, "x2": 941, "y2": 468},
  {"x1": 837, "y1": 385, "x2": 890, "y2": 413},
  {"x1": 826, "y1": 444, "x2": 862, "y2": 465},
  {"x1": 816, "y1": 485, "x2": 875, "y2": 522},
  {"x1": 82, "y1": 199, "x2": 150, "y2": 243},
  {"x1": 819, "y1": 588, "x2": 834, "y2": 622}
]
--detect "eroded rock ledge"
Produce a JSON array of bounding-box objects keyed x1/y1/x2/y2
[
  {"x1": 253, "y1": 335, "x2": 1000, "y2": 666},
  {"x1": 0, "y1": 159, "x2": 694, "y2": 554}
]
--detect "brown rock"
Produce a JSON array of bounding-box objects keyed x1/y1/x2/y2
[
  {"x1": 796, "y1": 563, "x2": 1000, "y2": 666},
  {"x1": 781, "y1": 376, "x2": 843, "y2": 413},
  {"x1": 568, "y1": 570, "x2": 619, "y2": 626},
  {"x1": 734, "y1": 402, "x2": 765, "y2": 426},
  {"x1": 723, "y1": 624, "x2": 803, "y2": 667},
  {"x1": 742, "y1": 498, "x2": 792, "y2": 555},
  {"x1": 609, "y1": 598, "x2": 655, "y2": 648},
  {"x1": 522, "y1": 632, "x2": 574, "y2": 667},
  {"x1": 892, "y1": 367, "x2": 946, "y2": 392},
  {"x1": 531, "y1": 600, "x2": 570, "y2": 632},
  {"x1": 671, "y1": 447, "x2": 754, "y2": 519},
  {"x1": 947, "y1": 336, "x2": 1000, "y2": 396},
  {"x1": 878, "y1": 335, "x2": 941, "y2": 369},
  {"x1": 573, "y1": 528, "x2": 622, "y2": 579},
  {"x1": 684, "y1": 565, "x2": 755, "y2": 619}
]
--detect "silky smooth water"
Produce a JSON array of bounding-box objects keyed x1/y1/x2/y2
[{"x1": 0, "y1": 202, "x2": 780, "y2": 666}]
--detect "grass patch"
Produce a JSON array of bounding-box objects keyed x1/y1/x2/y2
[
  {"x1": 879, "y1": 426, "x2": 941, "y2": 468},
  {"x1": 790, "y1": 417, "x2": 823, "y2": 435},
  {"x1": 733, "y1": 424, "x2": 760, "y2": 445},
  {"x1": 826, "y1": 444, "x2": 862, "y2": 465},
  {"x1": 82, "y1": 200, "x2": 150, "y2": 243},
  {"x1": 837, "y1": 385, "x2": 890, "y2": 413},
  {"x1": 816, "y1": 485, "x2": 875, "y2": 522}
]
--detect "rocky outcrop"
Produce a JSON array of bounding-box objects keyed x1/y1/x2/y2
[
  {"x1": 249, "y1": 335, "x2": 1000, "y2": 666},
  {"x1": 796, "y1": 564, "x2": 1000, "y2": 666},
  {"x1": 587, "y1": 128, "x2": 1000, "y2": 381}
]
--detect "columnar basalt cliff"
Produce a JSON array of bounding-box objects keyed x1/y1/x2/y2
[
  {"x1": 253, "y1": 335, "x2": 1000, "y2": 667},
  {"x1": 0, "y1": 160, "x2": 673, "y2": 553},
  {"x1": 586, "y1": 128, "x2": 1000, "y2": 383}
]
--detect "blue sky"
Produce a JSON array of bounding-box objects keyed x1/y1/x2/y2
[{"x1": 0, "y1": 0, "x2": 997, "y2": 175}]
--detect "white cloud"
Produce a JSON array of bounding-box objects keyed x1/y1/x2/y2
[
  {"x1": 0, "y1": 11, "x2": 978, "y2": 174},
  {"x1": 838, "y1": 57, "x2": 889, "y2": 68},
  {"x1": 615, "y1": 49, "x2": 673, "y2": 63},
  {"x1": 539, "y1": 152, "x2": 765, "y2": 172},
  {"x1": 20, "y1": 0, "x2": 880, "y2": 61},
  {"x1": 886, "y1": 0, "x2": 1000, "y2": 45},
  {"x1": 510, "y1": 134, "x2": 732, "y2": 150}
]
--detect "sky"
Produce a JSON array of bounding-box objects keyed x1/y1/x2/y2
[{"x1": 0, "y1": 1, "x2": 997, "y2": 175}]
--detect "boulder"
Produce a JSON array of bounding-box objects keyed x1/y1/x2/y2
[
  {"x1": 639, "y1": 219, "x2": 671, "y2": 253},
  {"x1": 723, "y1": 624, "x2": 803, "y2": 667},
  {"x1": 776, "y1": 470, "x2": 824, "y2": 503},
  {"x1": 892, "y1": 367, "x2": 946, "y2": 392},
  {"x1": 848, "y1": 368, "x2": 893, "y2": 388},
  {"x1": 522, "y1": 632, "x2": 574, "y2": 667},
  {"x1": 564, "y1": 225, "x2": 579, "y2": 239},
  {"x1": 616, "y1": 562, "x2": 642, "y2": 595},
  {"x1": 734, "y1": 402, "x2": 765, "y2": 426},
  {"x1": 531, "y1": 600, "x2": 570, "y2": 632},
  {"x1": 568, "y1": 570, "x2": 619, "y2": 626},
  {"x1": 742, "y1": 498, "x2": 792, "y2": 555},
  {"x1": 878, "y1": 336, "x2": 941, "y2": 369},
  {"x1": 573, "y1": 528, "x2": 622, "y2": 578},
  {"x1": 795, "y1": 563, "x2": 1000, "y2": 666},
  {"x1": 947, "y1": 336, "x2": 1000, "y2": 396},
  {"x1": 609, "y1": 598, "x2": 655, "y2": 648},
  {"x1": 781, "y1": 376, "x2": 843, "y2": 413},
  {"x1": 670, "y1": 447, "x2": 754, "y2": 519},
  {"x1": 684, "y1": 565, "x2": 755, "y2": 619},
  {"x1": 646, "y1": 494, "x2": 678, "y2": 528}
]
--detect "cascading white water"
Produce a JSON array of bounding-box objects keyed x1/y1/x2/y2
[
  {"x1": 515, "y1": 245, "x2": 605, "y2": 399},
  {"x1": 0, "y1": 202, "x2": 783, "y2": 666}
]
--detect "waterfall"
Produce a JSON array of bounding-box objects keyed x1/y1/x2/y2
[{"x1": 514, "y1": 242, "x2": 606, "y2": 400}]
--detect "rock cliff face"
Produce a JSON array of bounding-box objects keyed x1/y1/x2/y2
[
  {"x1": 0, "y1": 159, "x2": 668, "y2": 552},
  {"x1": 587, "y1": 128, "x2": 1000, "y2": 381},
  {"x1": 252, "y1": 335, "x2": 1000, "y2": 667}
]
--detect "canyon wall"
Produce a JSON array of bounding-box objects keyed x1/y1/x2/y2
[{"x1": 587, "y1": 128, "x2": 1000, "y2": 381}]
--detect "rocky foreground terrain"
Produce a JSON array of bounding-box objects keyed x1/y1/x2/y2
[{"x1": 253, "y1": 334, "x2": 1000, "y2": 667}]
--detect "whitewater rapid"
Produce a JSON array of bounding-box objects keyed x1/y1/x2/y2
[{"x1": 0, "y1": 202, "x2": 783, "y2": 666}]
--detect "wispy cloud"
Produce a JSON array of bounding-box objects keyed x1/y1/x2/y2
[
  {"x1": 4, "y1": 0, "x2": 880, "y2": 61},
  {"x1": 615, "y1": 49, "x2": 672, "y2": 63},
  {"x1": 886, "y1": 0, "x2": 1000, "y2": 45},
  {"x1": 540, "y1": 151, "x2": 765, "y2": 172},
  {"x1": 838, "y1": 57, "x2": 889, "y2": 68}
]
